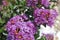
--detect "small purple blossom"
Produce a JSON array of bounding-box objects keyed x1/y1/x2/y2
[
  {"x1": 45, "y1": 34, "x2": 54, "y2": 40},
  {"x1": 26, "y1": 0, "x2": 38, "y2": 8},
  {"x1": 2, "y1": 0, "x2": 8, "y2": 6},
  {"x1": 33, "y1": 8, "x2": 57, "y2": 26},
  {"x1": 0, "y1": 0, "x2": 8, "y2": 11},
  {"x1": 41, "y1": 0, "x2": 50, "y2": 7}
]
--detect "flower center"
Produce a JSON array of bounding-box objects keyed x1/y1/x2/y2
[
  {"x1": 40, "y1": 11, "x2": 50, "y2": 20},
  {"x1": 45, "y1": 13, "x2": 50, "y2": 20},
  {"x1": 15, "y1": 28, "x2": 20, "y2": 34},
  {"x1": 40, "y1": 11, "x2": 45, "y2": 14},
  {"x1": 18, "y1": 35, "x2": 23, "y2": 39}
]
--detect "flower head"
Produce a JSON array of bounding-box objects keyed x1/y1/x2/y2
[
  {"x1": 6, "y1": 14, "x2": 36, "y2": 40},
  {"x1": 34, "y1": 8, "x2": 57, "y2": 26}
]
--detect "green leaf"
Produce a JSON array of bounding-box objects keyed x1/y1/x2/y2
[
  {"x1": 50, "y1": 0, "x2": 57, "y2": 2},
  {"x1": 0, "y1": 27, "x2": 5, "y2": 33},
  {"x1": 0, "y1": 18, "x2": 5, "y2": 24}
]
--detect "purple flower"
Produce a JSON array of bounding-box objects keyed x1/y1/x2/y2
[
  {"x1": 41, "y1": 0, "x2": 50, "y2": 7},
  {"x1": 26, "y1": 0, "x2": 38, "y2": 8},
  {"x1": 2, "y1": 0, "x2": 8, "y2": 6},
  {"x1": 26, "y1": 0, "x2": 50, "y2": 8},
  {"x1": 45, "y1": 34, "x2": 54, "y2": 40},
  {"x1": 33, "y1": 8, "x2": 57, "y2": 26},
  {"x1": 0, "y1": 0, "x2": 8, "y2": 11},
  {"x1": 6, "y1": 14, "x2": 36, "y2": 40}
]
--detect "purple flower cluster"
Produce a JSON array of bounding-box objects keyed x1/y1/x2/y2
[
  {"x1": 33, "y1": 8, "x2": 57, "y2": 26},
  {"x1": 6, "y1": 0, "x2": 58, "y2": 40},
  {"x1": 26, "y1": 0, "x2": 50, "y2": 8},
  {"x1": 6, "y1": 14, "x2": 36, "y2": 40}
]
